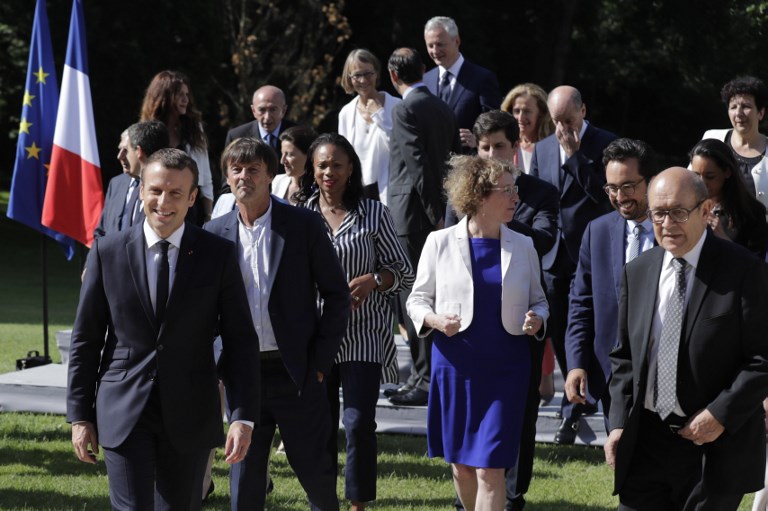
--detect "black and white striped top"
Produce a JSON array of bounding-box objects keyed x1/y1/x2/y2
[{"x1": 305, "y1": 196, "x2": 415, "y2": 383}]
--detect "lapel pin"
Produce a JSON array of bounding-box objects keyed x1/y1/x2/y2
[{"x1": 188, "y1": 250, "x2": 194, "y2": 255}]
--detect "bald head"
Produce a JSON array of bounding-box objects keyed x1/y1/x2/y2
[
  {"x1": 648, "y1": 167, "x2": 711, "y2": 257},
  {"x1": 251, "y1": 85, "x2": 287, "y2": 133},
  {"x1": 548, "y1": 86, "x2": 586, "y2": 134}
]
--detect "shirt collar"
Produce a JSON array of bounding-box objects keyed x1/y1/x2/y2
[
  {"x1": 258, "y1": 122, "x2": 283, "y2": 139},
  {"x1": 662, "y1": 229, "x2": 707, "y2": 271},
  {"x1": 143, "y1": 221, "x2": 185, "y2": 249},
  {"x1": 403, "y1": 81, "x2": 426, "y2": 100},
  {"x1": 626, "y1": 217, "x2": 653, "y2": 234},
  {"x1": 439, "y1": 53, "x2": 464, "y2": 79},
  {"x1": 237, "y1": 197, "x2": 273, "y2": 229}
]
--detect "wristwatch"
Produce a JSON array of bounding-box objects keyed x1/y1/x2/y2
[{"x1": 372, "y1": 272, "x2": 383, "y2": 288}]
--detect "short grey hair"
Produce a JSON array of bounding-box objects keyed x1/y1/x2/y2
[{"x1": 424, "y1": 16, "x2": 459, "y2": 38}]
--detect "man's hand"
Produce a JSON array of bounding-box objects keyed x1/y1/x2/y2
[
  {"x1": 555, "y1": 123, "x2": 581, "y2": 158},
  {"x1": 459, "y1": 128, "x2": 477, "y2": 149},
  {"x1": 564, "y1": 368, "x2": 588, "y2": 405},
  {"x1": 72, "y1": 421, "x2": 99, "y2": 464},
  {"x1": 679, "y1": 409, "x2": 725, "y2": 445},
  {"x1": 224, "y1": 422, "x2": 253, "y2": 464},
  {"x1": 604, "y1": 428, "x2": 623, "y2": 470}
]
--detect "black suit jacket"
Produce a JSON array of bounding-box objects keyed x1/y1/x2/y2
[
  {"x1": 424, "y1": 60, "x2": 501, "y2": 130},
  {"x1": 445, "y1": 172, "x2": 559, "y2": 259},
  {"x1": 204, "y1": 198, "x2": 350, "y2": 389},
  {"x1": 609, "y1": 234, "x2": 768, "y2": 494},
  {"x1": 388, "y1": 86, "x2": 461, "y2": 235},
  {"x1": 67, "y1": 223, "x2": 260, "y2": 450},
  {"x1": 94, "y1": 173, "x2": 132, "y2": 239},
  {"x1": 530, "y1": 123, "x2": 617, "y2": 268},
  {"x1": 224, "y1": 119, "x2": 297, "y2": 175}
]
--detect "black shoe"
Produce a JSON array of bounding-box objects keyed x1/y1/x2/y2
[
  {"x1": 383, "y1": 383, "x2": 413, "y2": 398},
  {"x1": 388, "y1": 387, "x2": 428, "y2": 406},
  {"x1": 582, "y1": 402, "x2": 599, "y2": 415},
  {"x1": 203, "y1": 480, "x2": 214, "y2": 502},
  {"x1": 554, "y1": 417, "x2": 579, "y2": 444},
  {"x1": 505, "y1": 494, "x2": 526, "y2": 511}
]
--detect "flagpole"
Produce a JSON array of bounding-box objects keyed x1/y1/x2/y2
[{"x1": 41, "y1": 234, "x2": 50, "y2": 359}]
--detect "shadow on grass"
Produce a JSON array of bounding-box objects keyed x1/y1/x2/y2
[
  {"x1": 0, "y1": 488, "x2": 111, "y2": 510},
  {"x1": 527, "y1": 500, "x2": 615, "y2": 511},
  {"x1": 0, "y1": 446, "x2": 104, "y2": 476},
  {"x1": 534, "y1": 443, "x2": 605, "y2": 467}
]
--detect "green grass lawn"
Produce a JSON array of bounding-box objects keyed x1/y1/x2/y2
[{"x1": 0, "y1": 191, "x2": 757, "y2": 510}]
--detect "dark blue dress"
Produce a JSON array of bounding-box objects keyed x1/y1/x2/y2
[{"x1": 427, "y1": 238, "x2": 531, "y2": 468}]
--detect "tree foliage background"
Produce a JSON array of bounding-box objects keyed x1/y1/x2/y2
[{"x1": 2, "y1": 0, "x2": 768, "y2": 191}]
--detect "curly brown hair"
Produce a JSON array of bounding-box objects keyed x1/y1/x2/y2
[
  {"x1": 445, "y1": 155, "x2": 516, "y2": 217},
  {"x1": 139, "y1": 70, "x2": 207, "y2": 150}
]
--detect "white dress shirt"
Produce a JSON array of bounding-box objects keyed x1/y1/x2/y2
[
  {"x1": 625, "y1": 218, "x2": 654, "y2": 262},
  {"x1": 438, "y1": 53, "x2": 465, "y2": 98},
  {"x1": 236, "y1": 201, "x2": 279, "y2": 352}
]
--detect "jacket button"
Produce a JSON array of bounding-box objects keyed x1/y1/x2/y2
[{"x1": 157, "y1": 344, "x2": 164, "y2": 352}]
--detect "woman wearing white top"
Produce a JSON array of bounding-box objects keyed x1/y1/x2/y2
[
  {"x1": 338, "y1": 49, "x2": 400, "y2": 205},
  {"x1": 700, "y1": 75, "x2": 768, "y2": 214},
  {"x1": 500, "y1": 83, "x2": 553, "y2": 174},
  {"x1": 275, "y1": 125, "x2": 317, "y2": 203}
]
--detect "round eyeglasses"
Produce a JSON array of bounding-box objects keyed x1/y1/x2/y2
[
  {"x1": 490, "y1": 185, "x2": 519, "y2": 196},
  {"x1": 603, "y1": 178, "x2": 645, "y2": 197}
]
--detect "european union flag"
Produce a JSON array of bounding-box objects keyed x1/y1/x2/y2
[{"x1": 7, "y1": 0, "x2": 75, "y2": 259}]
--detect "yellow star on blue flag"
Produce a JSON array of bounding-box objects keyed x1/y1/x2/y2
[{"x1": 6, "y1": 0, "x2": 74, "y2": 259}]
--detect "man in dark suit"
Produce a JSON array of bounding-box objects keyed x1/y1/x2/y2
[
  {"x1": 94, "y1": 121, "x2": 169, "y2": 238},
  {"x1": 224, "y1": 85, "x2": 296, "y2": 174},
  {"x1": 563, "y1": 139, "x2": 659, "y2": 436},
  {"x1": 67, "y1": 149, "x2": 260, "y2": 510},
  {"x1": 205, "y1": 137, "x2": 349, "y2": 511},
  {"x1": 445, "y1": 110, "x2": 558, "y2": 511},
  {"x1": 530, "y1": 85, "x2": 617, "y2": 443},
  {"x1": 606, "y1": 167, "x2": 768, "y2": 510},
  {"x1": 385, "y1": 47, "x2": 460, "y2": 406},
  {"x1": 423, "y1": 16, "x2": 501, "y2": 150}
]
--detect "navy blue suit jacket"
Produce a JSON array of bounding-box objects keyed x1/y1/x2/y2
[
  {"x1": 67, "y1": 223, "x2": 260, "y2": 450},
  {"x1": 204, "y1": 198, "x2": 350, "y2": 390},
  {"x1": 530, "y1": 124, "x2": 617, "y2": 267},
  {"x1": 565, "y1": 211, "x2": 641, "y2": 404},
  {"x1": 94, "y1": 173, "x2": 132, "y2": 239},
  {"x1": 424, "y1": 59, "x2": 501, "y2": 130}
]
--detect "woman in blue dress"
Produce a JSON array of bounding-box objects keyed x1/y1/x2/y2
[{"x1": 407, "y1": 155, "x2": 548, "y2": 511}]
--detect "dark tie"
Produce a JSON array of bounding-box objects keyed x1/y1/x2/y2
[
  {"x1": 155, "y1": 240, "x2": 170, "y2": 325},
  {"x1": 121, "y1": 179, "x2": 139, "y2": 229},
  {"x1": 265, "y1": 132, "x2": 275, "y2": 149},
  {"x1": 628, "y1": 224, "x2": 645, "y2": 262},
  {"x1": 439, "y1": 71, "x2": 452, "y2": 104},
  {"x1": 656, "y1": 257, "x2": 687, "y2": 419}
]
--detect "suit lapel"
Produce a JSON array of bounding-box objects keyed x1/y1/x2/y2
[
  {"x1": 455, "y1": 217, "x2": 473, "y2": 278},
  {"x1": 683, "y1": 235, "x2": 715, "y2": 344},
  {"x1": 126, "y1": 225, "x2": 156, "y2": 331},
  {"x1": 637, "y1": 248, "x2": 665, "y2": 368},
  {"x1": 267, "y1": 198, "x2": 286, "y2": 292},
  {"x1": 611, "y1": 214, "x2": 627, "y2": 301},
  {"x1": 449, "y1": 65, "x2": 469, "y2": 111},
  {"x1": 500, "y1": 224, "x2": 514, "y2": 282},
  {"x1": 163, "y1": 225, "x2": 198, "y2": 330}
]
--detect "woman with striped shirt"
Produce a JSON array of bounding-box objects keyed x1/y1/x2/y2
[{"x1": 295, "y1": 133, "x2": 414, "y2": 510}]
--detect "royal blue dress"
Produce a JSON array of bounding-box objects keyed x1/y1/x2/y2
[{"x1": 427, "y1": 238, "x2": 531, "y2": 468}]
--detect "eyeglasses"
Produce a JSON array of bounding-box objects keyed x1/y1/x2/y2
[
  {"x1": 647, "y1": 200, "x2": 705, "y2": 224},
  {"x1": 349, "y1": 71, "x2": 375, "y2": 82},
  {"x1": 603, "y1": 178, "x2": 645, "y2": 197},
  {"x1": 490, "y1": 185, "x2": 519, "y2": 196}
]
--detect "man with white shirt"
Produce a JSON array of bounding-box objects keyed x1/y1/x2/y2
[
  {"x1": 606, "y1": 167, "x2": 768, "y2": 510},
  {"x1": 530, "y1": 85, "x2": 617, "y2": 443},
  {"x1": 67, "y1": 148, "x2": 260, "y2": 510},
  {"x1": 204, "y1": 137, "x2": 349, "y2": 511},
  {"x1": 563, "y1": 139, "x2": 659, "y2": 442},
  {"x1": 423, "y1": 16, "x2": 501, "y2": 150}
]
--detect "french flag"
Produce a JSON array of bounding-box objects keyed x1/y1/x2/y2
[{"x1": 42, "y1": 0, "x2": 102, "y2": 248}]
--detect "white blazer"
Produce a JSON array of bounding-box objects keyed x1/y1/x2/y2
[
  {"x1": 407, "y1": 217, "x2": 549, "y2": 339},
  {"x1": 701, "y1": 129, "x2": 768, "y2": 215},
  {"x1": 271, "y1": 174, "x2": 291, "y2": 201}
]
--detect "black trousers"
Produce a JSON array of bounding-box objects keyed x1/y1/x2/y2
[
  {"x1": 618, "y1": 410, "x2": 743, "y2": 511},
  {"x1": 397, "y1": 229, "x2": 433, "y2": 391}
]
